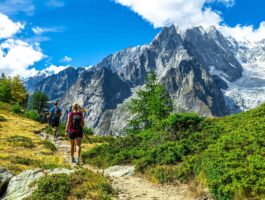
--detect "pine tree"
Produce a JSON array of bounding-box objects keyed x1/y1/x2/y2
[
  {"x1": 11, "y1": 75, "x2": 28, "y2": 105},
  {"x1": 30, "y1": 92, "x2": 49, "y2": 114},
  {"x1": 129, "y1": 71, "x2": 173, "y2": 129},
  {"x1": 0, "y1": 74, "x2": 12, "y2": 103}
]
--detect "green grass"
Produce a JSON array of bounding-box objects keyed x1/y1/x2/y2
[
  {"x1": 0, "y1": 115, "x2": 7, "y2": 122},
  {"x1": 7, "y1": 136, "x2": 35, "y2": 148},
  {"x1": 27, "y1": 169, "x2": 114, "y2": 200},
  {"x1": 41, "y1": 140, "x2": 57, "y2": 152},
  {"x1": 82, "y1": 106, "x2": 265, "y2": 200},
  {"x1": 0, "y1": 101, "x2": 66, "y2": 174}
]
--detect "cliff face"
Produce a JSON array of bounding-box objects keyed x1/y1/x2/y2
[{"x1": 30, "y1": 67, "x2": 85, "y2": 101}]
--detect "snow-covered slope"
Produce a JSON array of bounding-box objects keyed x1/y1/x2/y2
[{"x1": 223, "y1": 40, "x2": 265, "y2": 113}]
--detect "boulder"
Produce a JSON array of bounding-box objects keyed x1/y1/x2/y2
[
  {"x1": 104, "y1": 165, "x2": 135, "y2": 177},
  {"x1": 2, "y1": 169, "x2": 45, "y2": 200},
  {"x1": 0, "y1": 168, "x2": 13, "y2": 197},
  {"x1": 3, "y1": 168, "x2": 75, "y2": 200}
]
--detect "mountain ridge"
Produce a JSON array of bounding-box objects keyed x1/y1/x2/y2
[{"x1": 25, "y1": 25, "x2": 265, "y2": 135}]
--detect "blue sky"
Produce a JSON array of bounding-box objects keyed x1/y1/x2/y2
[{"x1": 1, "y1": 0, "x2": 265, "y2": 77}]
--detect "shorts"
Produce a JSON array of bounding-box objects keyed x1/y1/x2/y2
[
  {"x1": 68, "y1": 130, "x2": 83, "y2": 140},
  {"x1": 51, "y1": 118, "x2": 60, "y2": 127}
]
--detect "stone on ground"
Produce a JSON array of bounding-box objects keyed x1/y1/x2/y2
[{"x1": 104, "y1": 165, "x2": 135, "y2": 177}]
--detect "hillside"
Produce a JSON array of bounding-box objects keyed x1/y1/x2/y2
[
  {"x1": 0, "y1": 102, "x2": 65, "y2": 174},
  {"x1": 0, "y1": 102, "x2": 114, "y2": 200},
  {"x1": 81, "y1": 103, "x2": 265, "y2": 200}
]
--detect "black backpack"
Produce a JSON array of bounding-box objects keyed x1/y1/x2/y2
[
  {"x1": 72, "y1": 113, "x2": 82, "y2": 130},
  {"x1": 54, "y1": 107, "x2": 61, "y2": 118}
]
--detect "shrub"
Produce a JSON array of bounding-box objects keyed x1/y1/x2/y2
[
  {"x1": 70, "y1": 169, "x2": 114, "y2": 199},
  {"x1": 83, "y1": 126, "x2": 94, "y2": 135},
  {"x1": 9, "y1": 156, "x2": 35, "y2": 165},
  {"x1": 42, "y1": 140, "x2": 56, "y2": 152},
  {"x1": 24, "y1": 110, "x2": 40, "y2": 121},
  {"x1": 7, "y1": 136, "x2": 35, "y2": 148},
  {"x1": 162, "y1": 113, "x2": 204, "y2": 140},
  {"x1": 11, "y1": 102, "x2": 23, "y2": 114},
  {"x1": 83, "y1": 104, "x2": 265, "y2": 200},
  {"x1": 28, "y1": 174, "x2": 71, "y2": 200},
  {"x1": 145, "y1": 165, "x2": 175, "y2": 184},
  {"x1": 28, "y1": 170, "x2": 114, "y2": 200}
]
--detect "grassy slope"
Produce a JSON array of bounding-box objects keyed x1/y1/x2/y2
[
  {"x1": 82, "y1": 104, "x2": 265, "y2": 200},
  {"x1": 0, "y1": 102, "x2": 66, "y2": 174},
  {"x1": 0, "y1": 102, "x2": 114, "y2": 199}
]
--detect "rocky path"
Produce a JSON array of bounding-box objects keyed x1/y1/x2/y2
[{"x1": 38, "y1": 132, "x2": 196, "y2": 200}]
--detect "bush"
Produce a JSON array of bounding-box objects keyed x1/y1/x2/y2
[
  {"x1": 11, "y1": 102, "x2": 23, "y2": 114},
  {"x1": 83, "y1": 126, "x2": 94, "y2": 135},
  {"x1": 28, "y1": 174, "x2": 71, "y2": 200},
  {"x1": 145, "y1": 165, "x2": 175, "y2": 183},
  {"x1": 9, "y1": 156, "x2": 35, "y2": 165},
  {"x1": 83, "y1": 105, "x2": 265, "y2": 200},
  {"x1": 42, "y1": 140, "x2": 57, "y2": 152},
  {"x1": 7, "y1": 136, "x2": 35, "y2": 148},
  {"x1": 24, "y1": 110, "x2": 40, "y2": 121},
  {"x1": 27, "y1": 170, "x2": 114, "y2": 200}
]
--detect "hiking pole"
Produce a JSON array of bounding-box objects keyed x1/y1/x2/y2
[{"x1": 84, "y1": 133, "x2": 92, "y2": 144}]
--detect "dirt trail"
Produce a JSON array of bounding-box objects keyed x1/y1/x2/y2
[{"x1": 38, "y1": 132, "x2": 196, "y2": 200}]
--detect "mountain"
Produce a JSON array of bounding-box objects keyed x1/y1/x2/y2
[
  {"x1": 59, "y1": 25, "x2": 242, "y2": 135},
  {"x1": 26, "y1": 25, "x2": 265, "y2": 135},
  {"x1": 24, "y1": 72, "x2": 48, "y2": 95},
  {"x1": 25, "y1": 67, "x2": 86, "y2": 101}
]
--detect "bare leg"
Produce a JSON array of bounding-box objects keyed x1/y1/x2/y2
[
  {"x1": 54, "y1": 127, "x2": 59, "y2": 140},
  {"x1": 70, "y1": 139, "x2": 75, "y2": 162},
  {"x1": 75, "y1": 137, "x2": 82, "y2": 163}
]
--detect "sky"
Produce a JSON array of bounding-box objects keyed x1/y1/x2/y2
[{"x1": 1, "y1": 0, "x2": 265, "y2": 77}]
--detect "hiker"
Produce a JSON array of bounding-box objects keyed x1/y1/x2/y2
[
  {"x1": 65, "y1": 103, "x2": 84, "y2": 164},
  {"x1": 47, "y1": 102, "x2": 62, "y2": 141}
]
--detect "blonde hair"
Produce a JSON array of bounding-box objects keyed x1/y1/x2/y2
[{"x1": 72, "y1": 103, "x2": 80, "y2": 112}]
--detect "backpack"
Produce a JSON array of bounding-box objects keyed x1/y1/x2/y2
[
  {"x1": 71, "y1": 112, "x2": 82, "y2": 131},
  {"x1": 54, "y1": 107, "x2": 61, "y2": 118}
]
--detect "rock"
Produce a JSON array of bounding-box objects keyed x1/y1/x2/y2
[
  {"x1": 47, "y1": 168, "x2": 75, "y2": 175},
  {"x1": 0, "y1": 168, "x2": 13, "y2": 197},
  {"x1": 3, "y1": 168, "x2": 75, "y2": 200},
  {"x1": 104, "y1": 166, "x2": 135, "y2": 177},
  {"x1": 3, "y1": 169, "x2": 45, "y2": 200}
]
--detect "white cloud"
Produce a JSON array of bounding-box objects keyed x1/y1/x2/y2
[
  {"x1": 61, "y1": 56, "x2": 72, "y2": 62},
  {"x1": 0, "y1": 0, "x2": 35, "y2": 16},
  {"x1": 47, "y1": 0, "x2": 65, "y2": 8},
  {"x1": 115, "y1": 0, "x2": 224, "y2": 29},
  {"x1": 210, "y1": 0, "x2": 235, "y2": 7},
  {"x1": 0, "y1": 13, "x2": 24, "y2": 39},
  {"x1": 32, "y1": 26, "x2": 64, "y2": 35},
  {"x1": 0, "y1": 39, "x2": 44, "y2": 77},
  {"x1": 220, "y1": 22, "x2": 265, "y2": 42},
  {"x1": 43, "y1": 64, "x2": 68, "y2": 74},
  {"x1": 115, "y1": 0, "x2": 265, "y2": 42}
]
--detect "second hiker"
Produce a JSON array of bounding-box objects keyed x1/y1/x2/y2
[
  {"x1": 48, "y1": 102, "x2": 62, "y2": 141},
  {"x1": 65, "y1": 103, "x2": 84, "y2": 164}
]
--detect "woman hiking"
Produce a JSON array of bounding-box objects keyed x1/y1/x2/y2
[{"x1": 65, "y1": 103, "x2": 84, "y2": 164}]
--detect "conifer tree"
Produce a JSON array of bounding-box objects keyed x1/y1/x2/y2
[
  {"x1": 129, "y1": 71, "x2": 173, "y2": 129},
  {"x1": 30, "y1": 91, "x2": 49, "y2": 114}
]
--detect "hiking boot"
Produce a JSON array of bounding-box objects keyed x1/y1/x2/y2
[
  {"x1": 76, "y1": 157, "x2": 80, "y2": 164},
  {"x1": 71, "y1": 157, "x2": 76, "y2": 163}
]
